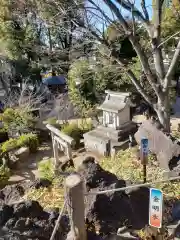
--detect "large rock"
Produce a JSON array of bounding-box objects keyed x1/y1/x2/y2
[
  {"x1": 135, "y1": 120, "x2": 180, "y2": 172},
  {"x1": 14, "y1": 147, "x2": 30, "y2": 162},
  {"x1": 0, "y1": 184, "x2": 25, "y2": 205},
  {"x1": 13, "y1": 200, "x2": 44, "y2": 218},
  {"x1": 0, "y1": 204, "x2": 13, "y2": 226},
  {"x1": 0, "y1": 200, "x2": 69, "y2": 240},
  {"x1": 0, "y1": 131, "x2": 9, "y2": 144},
  {"x1": 0, "y1": 180, "x2": 52, "y2": 205},
  {"x1": 172, "y1": 201, "x2": 180, "y2": 222},
  {"x1": 9, "y1": 147, "x2": 30, "y2": 170},
  {"x1": 28, "y1": 178, "x2": 52, "y2": 189},
  {"x1": 79, "y1": 157, "x2": 149, "y2": 235}
]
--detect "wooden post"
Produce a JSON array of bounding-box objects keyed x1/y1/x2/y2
[
  {"x1": 65, "y1": 174, "x2": 87, "y2": 240},
  {"x1": 53, "y1": 138, "x2": 59, "y2": 169},
  {"x1": 66, "y1": 143, "x2": 72, "y2": 160},
  {"x1": 140, "y1": 150, "x2": 147, "y2": 183},
  {"x1": 143, "y1": 163, "x2": 147, "y2": 183},
  {"x1": 51, "y1": 133, "x2": 56, "y2": 160}
]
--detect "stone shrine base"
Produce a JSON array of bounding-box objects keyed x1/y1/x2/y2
[{"x1": 83, "y1": 121, "x2": 137, "y2": 157}]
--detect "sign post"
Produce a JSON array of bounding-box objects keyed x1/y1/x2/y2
[
  {"x1": 140, "y1": 138, "x2": 148, "y2": 183},
  {"x1": 149, "y1": 188, "x2": 163, "y2": 229}
]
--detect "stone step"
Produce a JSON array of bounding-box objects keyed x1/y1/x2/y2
[
  {"x1": 97, "y1": 126, "x2": 137, "y2": 141},
  {"x1": 97, "y1": 122, "x2": 137, "y2": 137},
  {"x1": 84, "y1": 129, "x2": 131, "y2": 145},
  {"x1": 85, "y1": 128, "x2": 123, "y2": 143},
  {"x1": 83, "y1": 129, "x2": 110, "y2": 142},
  {"x1": 97, "y1": 126, "x2": 122, "y2": 138}
]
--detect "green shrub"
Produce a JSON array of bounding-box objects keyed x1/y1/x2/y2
[
  {"x1": 0, "y1": 107, "x2": 35, "y2": 134},
  {"x1": 38, "y1": 159, "x2": 54, "y2": 182},
  {"x1": 0, "y1": 166, "x2": 11, "y2": 186},
  {"x1": 79, "y1": 120, "x2": 93, "y2": 133},
  {"x1": 61, "y1": 123, "x2": 82, "y2": 149},
  {"x1": 1, "y1": 133, "x2": 39, "y2": 153},
  {"x1": 1, "y1": 138, "x2": 18, "y2": 152},
  {"x1": 0, "y1": 128, "x2": 7, "y2": 133},
  {"x1": 17, "y1": 133, "x2": 39, "y2": 153}
]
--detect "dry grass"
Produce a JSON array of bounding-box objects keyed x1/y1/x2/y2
[
  {"x1": 100, "y1": 147, "x2": 180, "y2": 198},
  {"x1": 24, "y1": 182, "x2": 65, "y2": 210},
  {"x1": 25, "y1": 159, "x2": 74, "y2": 210},
  {"x1": 100, "y1": 148, "x2": 180, "y2": 239},
  {"x1": 171, "y1": 129, "x2": 180, "y2": 139}
]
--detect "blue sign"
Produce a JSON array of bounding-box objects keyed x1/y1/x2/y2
[
  {"x1": 149, "y1": 188, "x2": 163, "y2": 228},
  {"x1": 141, "y1": 138, "x2": 148, "y2": 156}
]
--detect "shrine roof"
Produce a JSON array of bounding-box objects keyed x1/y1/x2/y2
[
  {"x1": 98, "y1": 91, "x2": 130, "y2": 113},
  {"x1": 98, "y1": 102, "x2": 126, "y2": 113}
]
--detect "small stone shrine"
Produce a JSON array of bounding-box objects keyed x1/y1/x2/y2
[{"x1": 83, "y1": 90, "x2": 137, "y2": 156}]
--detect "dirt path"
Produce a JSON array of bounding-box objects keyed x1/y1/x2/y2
[{"x1": 9, "y1": 142, "x2": 53, "y2": 184}]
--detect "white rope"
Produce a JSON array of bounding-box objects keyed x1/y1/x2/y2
[
  {"x1": 50, "y1": 199, "x2": 67, "y2": 240},
  {"x1": 84, "y1": 176, "x2": 180, "y2": 196}
]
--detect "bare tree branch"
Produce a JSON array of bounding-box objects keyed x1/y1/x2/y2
[
  {"x1": 164, "y1": 39, "x2": 180, "y2": 91},
  {"x1": 97, "y1": 44, "x2": 153, "y2": 105},
  {"x1": 102, "y1": 0, "x2": 161, "y2": 96},
  {"x1": 125, "y1": 68, "x2": 152, "y2": 105},
  {"x1": 141, "y1": 0, "x2": 149, "y2": 20},
  {"x1": 158, "y1": 30, "x2": 180, "y2": 48},
  {"x1": 115, "y1": 0, "x2": 150, "y2": 28},
  {"x1": 151, "y1": 0, "x2": 165, "y2": 82},
  {"x1": 103, "y1": 0, "x2": 130, "y2": 33}
]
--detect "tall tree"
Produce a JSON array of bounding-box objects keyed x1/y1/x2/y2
[
  {"x1": 0, "y1": 0, "x2": 45, "y2": 88},
  {"x1": 67, "y1": 0, "x2": 180, "y2": 132},
  {"x1": 32, "y1": 0, "x2": 84, "y2": 74},
  {"x1": 0, "y1": 0, "x2": 85, "y2": 90}
]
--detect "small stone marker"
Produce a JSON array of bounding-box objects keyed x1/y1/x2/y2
[
  {"x1": 135, "y1": 120, "x2": 180, "y2": 171},
  {"x1": 149, "y1": 188, "x2": 163, "y2": 228}
]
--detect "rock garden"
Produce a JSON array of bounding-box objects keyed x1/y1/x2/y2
[{"x1": 0, "y1": 104, "x2": 180, "y2": 240}]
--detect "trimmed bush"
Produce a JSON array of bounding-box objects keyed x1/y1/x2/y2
[
  {"x1": 61, "y1": 123, "x2": 82, "y2": 149},
  {"x1": 1, "y1": 138, "x2": 18, "y2": 152},
  {"x1": 38, "y1": 159, "x2": 54, "y2": 182},
  {"x1": 17, "y1": 133, "x2": 39, "y2": 153},
  {"x1": 0, "y1": 165, "x2": 11, "y2": 186},
  {"x1": 1, "y1": 133, "x2": 39, "y2": 153},
  {"x1": 0, "y1": 107, "x2": 35, "y2": 134}
]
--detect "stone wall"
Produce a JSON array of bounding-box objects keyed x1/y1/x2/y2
[{"x1": 117, "y1": 106, "x2": 130, "y2": 127}]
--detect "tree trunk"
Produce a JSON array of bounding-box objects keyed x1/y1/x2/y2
[
  {"x1": 155, "y1": 96, "x2": 171, "y2": 133},
  {"x1": 156, "y1": 109, "x2": 170, "y2": 132}
]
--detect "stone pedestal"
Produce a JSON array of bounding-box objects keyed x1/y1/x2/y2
[{"x1": 83, "y1": 121, "x2": 137, "y2": 157}]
